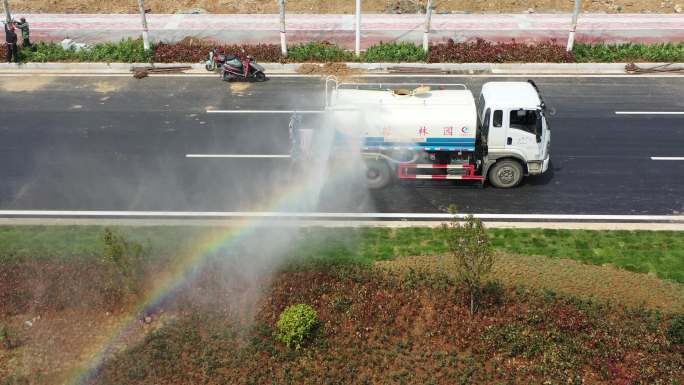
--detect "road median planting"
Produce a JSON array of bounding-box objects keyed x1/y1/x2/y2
[{"x1": 4, "y1": 39, "x2": 684, "y2": 65}]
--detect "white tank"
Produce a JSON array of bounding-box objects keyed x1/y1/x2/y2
[{"x1": 329, "y1": 87, "x2": 478, "y2": 152}]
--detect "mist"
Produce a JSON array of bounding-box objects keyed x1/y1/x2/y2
[{"x1": 0, "y1": 77, "x2": 381, "y2": 384}]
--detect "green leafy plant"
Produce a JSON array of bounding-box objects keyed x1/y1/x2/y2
[
  {"x1": 287, "y1": 41, "x2": 353, "y2": 62},
  {"x1": 573, "y1": 42, "x2": 684, "y2": 63},
  {"x1": 18, "y1": 38, "x2": 154, "y2": 63},
  {"x1": 442, "y1": 206, "x2": 496, "y2": 315},
  {"x1": 276, "y1": 304, "x2": 319, "y2": 349},
  {"x1": 667, "y1": 314, "x2": 684, "y2": 345},
  {"x1": 361, "y1": 42, "x2": 426, "y2": 62}
]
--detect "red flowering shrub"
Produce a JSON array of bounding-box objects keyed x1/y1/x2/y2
[
  {"x1": 153, "y1": 40, "x2": 282, "y2": 63},
  {"x1": 428, "y1": 38, "x2": 575, "y2": 63}
]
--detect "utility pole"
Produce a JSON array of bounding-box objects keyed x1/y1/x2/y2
[
  {"x1": 278, "y1": 0, "x2": 287, "y2": 57},
  {"x1": 566, "y1": 0, "x2": 581, "y2": 52},
  {"x1": 422, "y1": 0, "x2": 433, "y2": 53},
  {"x1": 3, "y1": 0, "x2": 11, "y2": 23},
  {"x1": 137, "y1": 0, "x2": 150, "y2": 51},
  {"x1": 355, "y1": 0, "x2": 361, "y2": 57}
]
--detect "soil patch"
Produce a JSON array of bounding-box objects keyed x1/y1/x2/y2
[
  {"x1": 297, "y1": 62, "x2": 365, "y2": 79},
  {"x1": 377, "y1": 252, "x2": 684, "y2": 312},
  {"x1": 228, "y1": 82, "x2": 252, "y2": 95},
  {"x1": 2, "y1": 259, "x2": 682, "y2": 385},
  {"x1": 0, "y1": 77, "x2": 54, "y2": 92},
  {"x1": 92, "y1": 80, "x2": 127, "y2": 94}
]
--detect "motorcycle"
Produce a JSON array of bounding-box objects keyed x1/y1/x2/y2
[
  {"x1": 220, "y1": 54, "x2": 267, "y2": 82},
  {"x1": 205, "y1": 48, "x2": 227, "y2": 72}
]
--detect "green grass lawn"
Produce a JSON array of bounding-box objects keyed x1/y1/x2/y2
[{"x1": 1, "y1": 225, "x2": 682, "y2": 283}]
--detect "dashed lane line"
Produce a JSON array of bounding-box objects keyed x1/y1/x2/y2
[
  {"x1": 616, "y1": 111, "x2": 684, "y2": 115},
  {"x1": 186, "y1": 154, "x2": 291, "y2": 158}
]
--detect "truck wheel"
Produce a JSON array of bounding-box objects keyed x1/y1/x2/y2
[
  {"x1": 489, "y1": 159, "x2": 523, "y2": 188},
  {"x1": 365, "y1": 160, "x2": 392, "y2": 189}
]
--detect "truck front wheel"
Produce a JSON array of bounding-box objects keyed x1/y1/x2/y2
[
  {"x1": 365, "y1": 160, "x2": 392, "y2": 189},
  {"x1": 489, "y1": 160, "x2": 523, "y2": 188}
]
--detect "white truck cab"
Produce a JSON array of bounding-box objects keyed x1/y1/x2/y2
[{"x1": 478, "y1": 81, "x2": 551, "y2": 188}]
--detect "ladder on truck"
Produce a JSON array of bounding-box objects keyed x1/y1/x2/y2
[{"x1": 397, "y1": 163, "x2": 484, "y2": 182}]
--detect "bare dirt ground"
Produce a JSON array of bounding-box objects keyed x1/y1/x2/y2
[
  {"x1": 2, "y1": 265, "x2": 682, "y2": 385},
  {"x1": 8, "y1": 0, "x2": 683, "y2": 14},
  {"x1": 378, "y1": 252, "x2": 684, "y2": 312}
]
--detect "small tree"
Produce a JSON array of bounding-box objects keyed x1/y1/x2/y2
[
  {"x1": 101, "y1": 228, "x2": 149, "y2": 303},
  {"x1": 442, "y1": 207, "x2": 495, "y2": 315}
]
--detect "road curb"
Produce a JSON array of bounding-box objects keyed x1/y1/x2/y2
[
  {"x1": 1, "y1": 218, "x2": 684, "y2": 231},
  {"x1": 1, "y1": 62, "x2": 683, "y2": 75}
]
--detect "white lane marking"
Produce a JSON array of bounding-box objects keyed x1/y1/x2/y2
[
  {"x1": 186, "y1": 154, "x2": 291, "y2": 158},
  {"x1": 651, "y1": 157, "x2": 684, "y2": 160},
  {"x1": 206, "y1": 109, "x2": 324, "y2": 114},
  {"x1": 0, "y1": 211, "x2": 683, "y2": 222},
  {"x1": 616, "y1": 111, "x2": 684, "y2": 115}
]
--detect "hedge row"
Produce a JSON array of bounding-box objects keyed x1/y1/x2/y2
[
  {"x1": 3, "y1": 39, "x2": 153, "y2": 63},
  {"x1": 3, "y1": 39, "x2": 684, "y2": 63},
  {"x1": 428, "y1": 39, "x2": 575, "y2": 63}
]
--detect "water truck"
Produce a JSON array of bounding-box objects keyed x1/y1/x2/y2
[{"x1": 290, "y1": 77, "x2": 551, "y2": 189}]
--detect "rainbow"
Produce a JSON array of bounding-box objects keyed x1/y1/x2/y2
[{"x1": 71, "y1": 151, "x2": 363, "y2": 384}]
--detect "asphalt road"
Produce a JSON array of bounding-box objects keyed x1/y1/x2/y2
[{"x1": 1, "y1": 74, "x2": 683, "y2": 215}]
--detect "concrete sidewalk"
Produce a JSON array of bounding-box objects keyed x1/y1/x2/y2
[{"x1": 10, "y1": 13, "x2": 684, "y2": 47}]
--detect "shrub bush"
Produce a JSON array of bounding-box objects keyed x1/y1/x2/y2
[
  {"x1": 153, "y1": 40, "x2": 281, "y2": 63},
  {"x1": 287, "y1": 41, "x2": 352, "y2": 62},
  {"x1": 667, "y1": 314, "x2": 684, "y2": 345},
  {"x1": 18, "y1": 38, "x2": 154, "y2": 63},
  {"x1": 276, "y1": 304, "x2": 319, "y2": 349},
  {"x1": 573, "y1": 42, "x2": 684, "y2": 63},
  {"x1": 428, "y1": 38, "x2": 575, "y2": 63},
  {"x1": 361, "y1": 42, "x2": 426, "y2": 62}
]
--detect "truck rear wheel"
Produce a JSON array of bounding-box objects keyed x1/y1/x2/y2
[
  {"x1": 489, "y1": 159, "x2": 523, "y2": 188},
  {"x1": 365, "y1": 160, "x2": 392, "y2": 189}
]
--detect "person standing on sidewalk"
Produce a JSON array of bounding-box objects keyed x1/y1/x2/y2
[
  {"x1": 4, "y1": 21, "x2": 19, "y2": 63},
  {"x1": 14, "y1": 18, "x2": 31, "y2": 48}
]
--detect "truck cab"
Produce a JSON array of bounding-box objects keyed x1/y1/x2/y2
[{"x1": 477, "y1": 81, "x2": 551, "y2": 188}]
